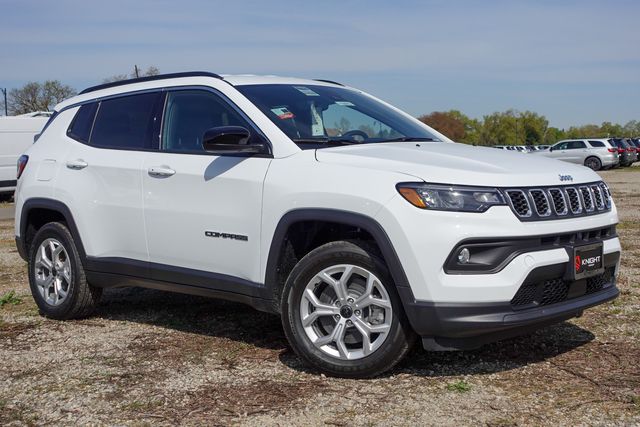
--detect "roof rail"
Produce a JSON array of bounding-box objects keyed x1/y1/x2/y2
[
  {"x1": 313, "y1": 79, "x2": 344, "y2": 86},
  {"x1": 79, "y1": 71, "x2": 223, "y2": 95}
]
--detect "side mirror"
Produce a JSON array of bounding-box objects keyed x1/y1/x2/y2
[
  {"x1": 202, "y1": 126, "x2": 268, "y2": 155},
  {"x1": 549, "y1": 146, "x2": 553, "y2": 152}
]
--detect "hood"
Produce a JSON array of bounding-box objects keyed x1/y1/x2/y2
[{"x1": 315, "y1": 142, "x2": 601, "y2": 187}]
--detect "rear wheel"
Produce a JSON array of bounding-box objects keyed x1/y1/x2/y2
[
  {"x1": 584, "y1": 156, "x2": 602, "y2": 171},
  {"x1": 281, "y1": 240, "x2": 415, "y2": 378},
  {"x1": 28, "y1": 222, "x2": 102, "y2": 319}
]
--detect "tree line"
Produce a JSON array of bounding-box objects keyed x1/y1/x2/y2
[
  {"x1": 2, "y1": 70, "x2": 638, "y2": 146},
  {"x1": 418, "y1": 109, "x2": 639, "y2": 146}
]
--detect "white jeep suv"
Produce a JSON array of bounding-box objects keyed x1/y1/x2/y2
[{"x1": 14, "y1": 72, "x2": 621, "y2": 378}]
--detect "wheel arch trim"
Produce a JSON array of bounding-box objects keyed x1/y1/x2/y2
[
  {"x1": 264, "y1": 209, "x2": 412, "y2": 293},
  {"x1": 18, "y1": 198, "x2": 87, "y2": 262}
]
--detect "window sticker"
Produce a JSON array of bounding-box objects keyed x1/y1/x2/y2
[
  {"x1": 335, "y1": 101, "x2": 355, "y2": 107},
  {"x1": 293, "y1": 86, "x2": 320, "y2": 97},
  {"x1": 270, "y1": 106, "x2": 295, "y2": 120}
]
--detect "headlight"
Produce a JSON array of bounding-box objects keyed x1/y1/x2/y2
[{"x1": 396, "y1": 183, "x2": 506, "y2": 212}]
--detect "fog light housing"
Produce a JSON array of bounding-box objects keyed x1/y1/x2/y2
[{"x1": 457, "y1": 248, "x2": 470, "y2": 264}]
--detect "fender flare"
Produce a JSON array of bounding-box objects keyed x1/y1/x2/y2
[
  {"x1": 18, "y1": 198, "x2": 87, "y2": 262},
  {"x1": 264, "y1": 208, "x2": 411, "y2": 292}
]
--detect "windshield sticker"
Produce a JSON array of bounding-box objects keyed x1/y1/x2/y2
[
  {"x1": 293, "y1": 86, "x2": 320, "y2": 97},
  {"x1": 335, "y1": 101, "x2": 355, "y2": 107},
  {"x1": 271, "y1": 106, "x2": 295, "y2": 120}
]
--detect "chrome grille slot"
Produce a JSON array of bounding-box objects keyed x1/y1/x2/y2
[
  {"x1": 548, "y1": 188, "x2": 568, "y2": 215},
  {"x1": 599, "y1": 182, "x2": 611, "y2": 208},
  {"x1": 590, "y1": 185, "x2": 605, "y2": 210},
  {"x1": 529, "y1": 189, "x2": 551, "y2": 217},
  {"x1": 565, "y1": 187, "x2": 582, "y2": 214},
  {"x1": 506, "y1": 190, "x2": 531, "y2": 217},
  {"x1": 579, "y1": 186, "x2": 594, "y2": 212}
]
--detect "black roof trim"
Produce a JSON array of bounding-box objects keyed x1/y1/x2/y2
[
  {"x1": 313, "y1": 79, "x2": 344, "y2": 86},
  {"x1": 79, "y1": 72, "x2": 223, "y2": 95}
]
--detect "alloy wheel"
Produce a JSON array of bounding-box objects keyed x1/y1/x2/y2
[{"x1": 299, "y1": 264, "x2": 392, "y2": 360}]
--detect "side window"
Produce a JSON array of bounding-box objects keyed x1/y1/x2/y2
[
  {"x1": 568, "y1": 140, "x2": 586, "y2": 149},
  {"x1": 555, "y1": 142, "x2": 569, "y2": 150},
  {"x1": 588, "y1": 140, "x2": 605, "y2": 148},
  {"x1": 90, "y1": 92, "x2": 160, "y2": 150},
  {"x1": 162, "y1": 90, "x2": 251, "y2": 153},
  {"x1": 67, "y1": 103, "x2": 98, "y2": 143}
]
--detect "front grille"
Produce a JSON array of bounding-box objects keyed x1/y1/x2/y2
[
  {"x1": 504, "y1": 181, "x2": 610, "y2": 221},
  {"x1": 511, "y1": 267, "x2": 615, "y2": 309}
]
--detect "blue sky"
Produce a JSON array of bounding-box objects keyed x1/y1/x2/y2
[{"x1": 1, "y1": 0, "x2": 638, "y2": 128}]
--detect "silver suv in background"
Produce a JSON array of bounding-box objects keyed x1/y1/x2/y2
[{"x1": 533, "y1": 139, "x2": 619, "y2": 171}]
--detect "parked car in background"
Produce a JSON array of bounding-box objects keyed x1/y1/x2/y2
[
  {"x1": 0, "y1": 112, "x2": 51, "y2": 198},
  {"x1": 628, "y1": 138, "x2": 640, "y2": 158},
  {"x1": 532, "y1": 139, "x2": 619, "y2": 170},
  {"x1": 610, "y1": 138, "x2": 638, "y2": 167}
]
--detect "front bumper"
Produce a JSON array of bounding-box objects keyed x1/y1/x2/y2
[{"x1": 399, "y1": 252, "x2": 619, "y2": 350}]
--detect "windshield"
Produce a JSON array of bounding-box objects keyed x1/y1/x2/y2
[{"x1": 236, "y1": 84, "x2": 439, "y2": 148}]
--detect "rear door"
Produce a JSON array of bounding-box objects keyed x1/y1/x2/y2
[
  {"x1": 55, "y1": 92, "x2": 162, "y2": 262},
  {"x1": 566, "y1": 140, "x2": 587, "y2": 163},
  {"x1": 142, "y1": 88, "x2": 271, "y2": 284}
]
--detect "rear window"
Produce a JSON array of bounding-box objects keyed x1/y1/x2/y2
[
  {"x1": 588, "y1": 140, "x2": 605, "y2": 148},
  {"x1": 67, "y1": 103, "x2": 98, "y2": 143},
  {"x1": 90, "y1": 93, "x2": 160, "y2": 150}
]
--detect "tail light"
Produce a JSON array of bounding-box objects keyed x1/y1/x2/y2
[
  {"x1": 628, "y1": 147, "x2": 635, "y2": 152},
  {"x1": 607, "y1": 148, "x2": 617, "y2": 153},
  {"x1": 618, "y1": 148, "x2": 625, "y2": 154},
  {"x1": 17, "y1": 155, "x2": 29, "y2": 179}
]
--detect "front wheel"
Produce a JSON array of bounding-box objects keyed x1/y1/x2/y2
[{"x1": 281, "y1": 240, "x2": 415, "y2": 378}]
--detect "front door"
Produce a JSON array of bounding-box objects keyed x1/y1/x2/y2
[{"x1": 142, "y1": 89, "x2": 271, "y2": 284}]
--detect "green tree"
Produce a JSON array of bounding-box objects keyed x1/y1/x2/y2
[
  {"x1": 622, "y1": 120, "x2": 640, "y2": 137},
  {"x1": 519, "y1": 111, "x2": 548, "y2": 145},
  {"x1": 417, "y1": 110, "x2": 480, "y2": 144}
]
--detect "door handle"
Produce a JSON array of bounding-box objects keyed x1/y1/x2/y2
[
  {"x1": 66, "y1": 159, "x2": 88, "y2": 170},
  {"x1": 148, "y1": 166, "x2": 176, "y2": 178}
]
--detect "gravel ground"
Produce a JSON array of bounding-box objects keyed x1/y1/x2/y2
[{"x1": 1, "y1": 169, "x2": 639, "y2": 426}]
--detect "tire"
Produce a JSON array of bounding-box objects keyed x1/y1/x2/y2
[
  {"x1": 584, "y1": 156, "x2": 602, "y2": 171},
  {"x1": 28, "y1": 222, "x2": 102, "y2": 320},
  {"x1": 281, "y1": 240, "x2": 416, "y2": 378}
]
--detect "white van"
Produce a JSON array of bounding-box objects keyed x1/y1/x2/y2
[{"x1": 0, "y1": 112, "x2": 50, "y2": 196}]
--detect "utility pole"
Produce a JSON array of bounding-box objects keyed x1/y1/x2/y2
[
  {"x1": 134, "y1": 65, "x2": 140, "y2": 78},
  {"x1": 1, "y1": 88, "x2": 7, "y2": 116}
]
